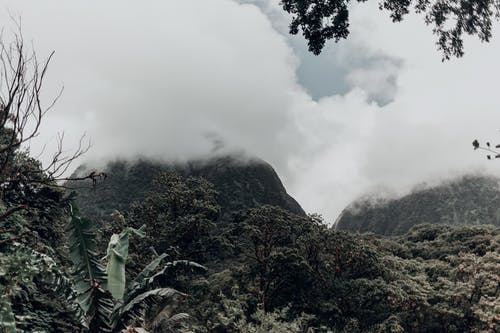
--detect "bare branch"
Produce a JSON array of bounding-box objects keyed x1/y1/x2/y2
[
  {"x1": 472, "y1": 139, "x2": 500, "y2": 160},
  {"x1": 0, "y1": 22, "x2": 98, "y2": 225}
]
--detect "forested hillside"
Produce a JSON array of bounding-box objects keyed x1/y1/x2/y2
[
  {"x1": 67, "y1": 162, "x2": 498, "y2": 333},
  {"x1": 70, "y1": 156, "x2": 304, "y2": 225},
  {"x1": 2, "y1": 149, "x2": 499, "y2": 331},
  {"x1": 336, "y1": 175, "x2": 500, "y2": 235}
]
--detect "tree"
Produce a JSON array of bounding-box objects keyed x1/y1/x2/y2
[
  {"x1": 281, "y1": 0, "x2": 500, "y2": 59},
  {"x1": 128, "y1": 171, "x2": 220, "y2": 265},
  {"x1": 230, "y1": 206, "x2": 322, "y2": 313},
  {"x1": 0, "y1": 25, "x2": 99, "y2": 332}
]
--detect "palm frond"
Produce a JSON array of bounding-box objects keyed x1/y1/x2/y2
[{"x1": 67, "y1": 207, "x2": 107, "y2": 290}]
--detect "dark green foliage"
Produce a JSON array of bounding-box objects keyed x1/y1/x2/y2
[
  {"x1": 0, "y1": 150, "x2": 80, "y2": 332},
  {"x1": 0, "y1": 218, "x2": 75, "y2": 330},
  {"x1": 228, "y1": 206, "x2": 321, "y2": 311},
  {"x1": 128, "y1": 171, "x2": 220, "y2": 264},
  {"x1": 336, "y1": 174, "x2": 500, "y2": 235},
  {"x1": 190, "y1": 210, "x2": 499, "y2": 332},
  {"x1": 281, "y1": 0, "x2": 500, "y2": 59},
  {"x1": 67, "y1": 206, "x2": 113, "y2": 332}
]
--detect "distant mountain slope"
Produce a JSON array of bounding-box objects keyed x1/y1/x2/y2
[
  {"x1": 335, "y1": 175, "x2": 500, "y2": 235},
  {"x1": 69, "y1": 155, "x2": 304, "y2": 223}
]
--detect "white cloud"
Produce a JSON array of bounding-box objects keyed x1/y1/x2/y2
[{"x1": 1, "y1": 0, "x2": 499, "y2": 223}]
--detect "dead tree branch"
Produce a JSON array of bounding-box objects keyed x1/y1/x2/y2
[{"x1": 0, "y1": 23, "x2": 94, "y2": 223}]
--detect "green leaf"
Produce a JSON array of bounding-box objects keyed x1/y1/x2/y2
[
  {"x1": 105, "y1": 226, "x2": 145, "y2": 300},
  {"x1": 67, "y1": 212, "x2": 106, "y2": 291},
  {"x1": 127, "y1": 253, "x2": 168, "y2": 298},
  {"x1": 118, "y1": 288, "x2": 182, "y2": 324},
  {"x1": 67, "y1": 205, "x2": 113, "y2": 332}
]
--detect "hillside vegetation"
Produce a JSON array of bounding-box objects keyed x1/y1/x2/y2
[
  {"x1": 1, "y1": 147, "x2": 499, "y2": 332},
  {"x1": 70, "y1": 157, "x2": 304, "y2": 225},
  {"x1": 336, "y1": 175, "x2": 500, "y2": 235},
  {"x1": 67, "y1": 160, "x2": 499, "y2": 333}
]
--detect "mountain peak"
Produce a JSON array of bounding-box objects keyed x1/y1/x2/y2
[
  {"x1": 71, "y1": 155, "x2": 304, "y2": 223},
  {"x1": 335, "y1": 174, "x2": 500, "y2": 235}
]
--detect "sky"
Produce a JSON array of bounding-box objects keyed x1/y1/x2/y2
[{"x1": 1, "y1": 0, "x2": 500, "y2": 223}]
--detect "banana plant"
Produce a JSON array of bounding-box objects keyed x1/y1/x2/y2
[{"x1": 67, "y1": 205, "x2": 206, "y2": 333}]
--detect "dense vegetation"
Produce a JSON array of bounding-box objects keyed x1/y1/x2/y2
[
  {"x1": 2, "y1": 150, "x2": 499, "y2": 332},
  {"x1": 336, "y1": 174, "x2": 500, "y2": 235},
  {"x1": 0, "y1": 24, "x2": 499, "y2": 333},
  {"x1": 69, "y1": 160, "x2": 499, "y2": 333}
]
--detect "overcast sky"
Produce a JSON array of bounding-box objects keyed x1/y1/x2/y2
[{"x1": 1, "y1": 0, "x2": 500, "y2": 222}]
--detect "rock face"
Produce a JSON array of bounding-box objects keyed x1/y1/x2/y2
[
  {"x1": 181, "y1": 156, "x2": 304, "y2": 216},
  {"x1": 70, "y1": 155, "x2": 304, "y2": 223},
  {"x1": 335, "y1": 175, "x2": 500, "y2": 235}
]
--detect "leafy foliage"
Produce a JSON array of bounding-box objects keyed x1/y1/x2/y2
[
  {"x1": 67, "y1": 206, "x2": 205, "y2": 333},
  {"x1": 128, "y1": 171, "x2": 220, "y2": 264},
  {"x1": 281, "y1": 0, "x2": 500, "y2": 59},
  {"x1": 186, "y1": 209, "x2": 499, "y2": 332},
  {"x1": 0, "y1": 232, "x2": 74, "y2": 332},
  {"x1": 0, "y1": 165, "x2": 79, "y2": 332}
]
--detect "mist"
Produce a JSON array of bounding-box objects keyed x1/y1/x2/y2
[{"x1": 2, "y1": 0, "x2": 500, "y2": 222}]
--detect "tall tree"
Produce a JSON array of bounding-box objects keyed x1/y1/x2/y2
[{"x1": 128, "y1": 172, "x2": 220, "y2": 265}]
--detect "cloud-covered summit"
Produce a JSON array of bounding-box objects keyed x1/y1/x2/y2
[{"x1": 2, "y1": 0, "x2": 500, "y2": 222}]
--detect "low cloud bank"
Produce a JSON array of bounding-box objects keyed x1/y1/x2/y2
[{"x1": 2, "y1": 0, "x2": 500, "y2": 222}]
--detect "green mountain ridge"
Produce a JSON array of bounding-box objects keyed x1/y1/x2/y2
[
  {"x1": 70, "y1": 155, "x2": 305, "y2": 225},
  {"x1": 335, "y1": 174, "x2": 500, "y2": 235}
]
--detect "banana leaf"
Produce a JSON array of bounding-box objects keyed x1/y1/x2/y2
[{"x1": 105, "y1": 226, "x2": 145, "y2": 300}]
